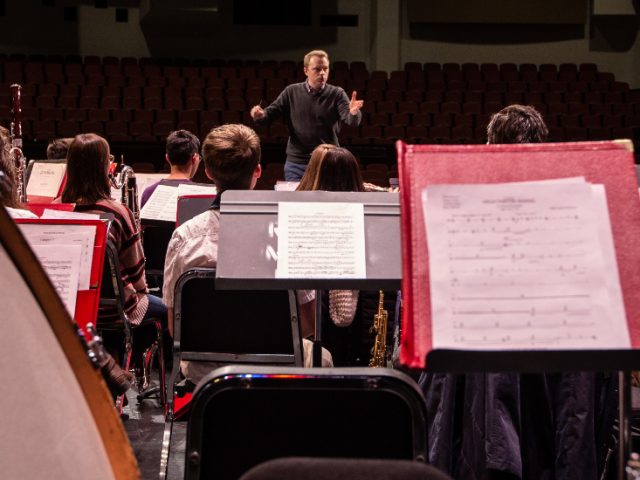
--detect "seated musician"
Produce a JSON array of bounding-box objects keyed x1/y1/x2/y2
[
  {"x1": 162, "y1": 124, "x2": 332, "y2": 386},
  {"x1": 421, "y1": 105, "x2": 611, "y2": 479},
  {"x1": 46, "y1": 137, "x2": 73, "y2": 160},
  {"x1": 140, "y1": 129, "x2": 201, "y2": 208},
  {"x1": 0, "y1": 126, "x2": 36, "y2": 219},
  {"x1": 296, "y1": 144, "x2": 396, "y2": 366},
  {"x1": 58, "y1": 133, "x2": 168, "y2": 331}
]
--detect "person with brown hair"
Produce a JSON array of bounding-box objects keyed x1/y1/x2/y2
[
  {"x1": 423, "y1": 106, "x2": 610, "y2": 480},
  {"x1": 46, "y1": 137, "x2": 74, "y2": 160},
  {"x1": 296, "y1": 145, "x2": 394, "y2": 366},
  {"x1": 162, "y1": 124, "x2": 262, "y2": 332},
  {"x1": 486, "y1": 104, "x2": 549, "y2": 144},
  {"x1": 162, "y1": 124, "x2": 263, "y2": 383},
  {"x1": 297, "y1": 144, "x2": 366, "y2": 193},
  {"x1": 249, "y1": 50, "x2": 364, "y2": 181},
  {"x1": 60, "y1": 133, "x2": 167, "y2": 329}
]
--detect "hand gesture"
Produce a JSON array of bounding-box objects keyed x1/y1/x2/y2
[
  {"x1": 250, "y1": 104, "x2": 266, "y2": 121},
  {"x1": 349, "y1": 91, "x2": 364, "y2": 115}
]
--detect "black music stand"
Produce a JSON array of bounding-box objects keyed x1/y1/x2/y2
[{"x1": 216, "y1": 190, "x2": 402, "y2": 366}]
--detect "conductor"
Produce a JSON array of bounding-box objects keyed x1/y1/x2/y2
[{"x1": 249, "y1": 49, "x2": 364, "y2": 181}]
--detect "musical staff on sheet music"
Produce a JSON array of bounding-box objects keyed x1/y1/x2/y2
[{"x1": 422, "y1": 179, "x2": 630, "y2": 350}]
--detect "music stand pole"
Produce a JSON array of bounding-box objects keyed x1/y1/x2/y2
[
  {"x1": 313, "y1": 289, "x2": 323, "y2": 367},
  {"x1": 619, "y1": 371, "x2": 631, "y2": 479}
]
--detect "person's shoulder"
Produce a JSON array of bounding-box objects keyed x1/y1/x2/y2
[
  {"x1": 173, "y1": 209, "x2": 219, "y2": 240},
  {"x1": 284, "y1": 82, "x2": 305, "y2": 93},
  {"x1": 326, "y1": 83, "x2": 346, "y2": 94}
]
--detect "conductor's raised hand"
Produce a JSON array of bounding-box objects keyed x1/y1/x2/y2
[
  {"x1": 349, "y1": 91, "x2": 364, "y2": 115},
  {"x1": 250, "y1": 104, "x2": 266, "y2": 121}
]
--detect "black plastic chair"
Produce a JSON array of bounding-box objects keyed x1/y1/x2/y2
[
  {"x1": 98, "y1": 230, "x2": 166, "y2": 413},
  {"x1": 160, "y1": 268, "x2": 303, "y2": 478},
  {"x1": 183, "y1": 365, "x2": 428, "y2": 480},
  {"x1": 239, "y1": 457, "x2": 453, "y2": 480}
]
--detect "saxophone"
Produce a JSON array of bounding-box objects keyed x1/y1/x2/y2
[
  {"x1": 9, "y1": 84, "x2": 27, "y2": 204},
  {"x1": 369, "y1": 290, "x2": 389, "y2": 367}
]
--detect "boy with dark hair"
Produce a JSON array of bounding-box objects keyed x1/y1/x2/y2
[
  {"x1": 140, "y1": 129, "x2": 201, "y2": 207},
  {"x1": 46, "y1": 137, "x2": 74, "y2": 160},
  {"x1": 486, "y1": 104, "x2": 548, "y2": 144}
]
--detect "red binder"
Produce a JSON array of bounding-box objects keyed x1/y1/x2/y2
[
  {"x1": 14, "y1": 219, "x2": 108, "y2": 335},
  {"x1": 397, "y1": 140, "x2": 640, "y2": 369}
]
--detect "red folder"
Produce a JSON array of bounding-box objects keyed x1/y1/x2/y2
[
  {"x1": 26, "y1": 203, "x2": 75, "y2": 217},
  {"x1": 397, "y1": 140, "x2": 640, "y2": 369},
  {"x1": 14, "y1": 219, "x2": 108, "y2": 335}
]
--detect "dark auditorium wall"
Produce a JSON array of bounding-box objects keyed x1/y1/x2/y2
[{"x1": 0, "y1": 0, "x2": 637, "y2": 86}]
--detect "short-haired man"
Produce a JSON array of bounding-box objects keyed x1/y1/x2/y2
[
  {"x1": 163, "y1": 124, "x2": 331, "y2": 383},
  {"x1": 46, "y1": 137, "x2": 74, "y2": 160},
  {"x1": 486, "y1": 104, "x2": 548, "y2": 144},
  {"x1": 249, "y1": 49, "x2": 364, "y2": 181},
  {"x1": 162, "y1": 124, "x2": 262, "y2": 383},
  {"x1": 140, "y1": 129, "x2": 201, "y2": 207}
]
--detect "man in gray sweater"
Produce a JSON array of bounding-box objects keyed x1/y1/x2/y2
[{"x1": 249, "y1": 49, "x2": 364, "y2": 181}]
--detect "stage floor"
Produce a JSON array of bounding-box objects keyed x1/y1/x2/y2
[{"x1": 123, "y1": 385, "x2": 186, "y2": 480}]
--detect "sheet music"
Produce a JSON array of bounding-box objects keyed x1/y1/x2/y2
[
  {"x1": 141, "y1": 183, "x2": 217, "y2": 222},
  {"x1": 275, "y1": 201, "x2": 366, "y2": 278},
  {"x1": 275, "y1": 181, "x2": 300, "y2": 191},
  {"x1": 140, "y1": 184, "x2": 178, "y2": 222},
  {"x1": 422, "y1": 180, "x2": 630, "y2": 350},
  {"x1": 26, "y1": 162, "x2": 66, "y2": 198},
  {"x1": 135, "y1": 173, "x2": 166, "y2": 205},
  {"x1": 176, "y1": 183, "x2": 217, "y2": 196},
  {"x1": 31, "y1": 244, "x2": 81, "y2": 317},
  {"x1": 41, "y1": 209, "x2": 100, "y2": 220},
  {"x1": 18, "y1": 224, "x2": 96, "y2": 290}
]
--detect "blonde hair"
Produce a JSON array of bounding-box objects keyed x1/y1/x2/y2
[{"x1": 304, "y1": 50, "x2": 329, "y2": 68}]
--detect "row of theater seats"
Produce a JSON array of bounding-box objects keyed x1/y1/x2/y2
[{"x1": 1, "y1": 55, "x2": 638, "y2": 147}]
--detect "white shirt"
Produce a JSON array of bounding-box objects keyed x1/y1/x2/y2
[{"x1": 162, "y1": 209, "x2": 220, "y2": 308}]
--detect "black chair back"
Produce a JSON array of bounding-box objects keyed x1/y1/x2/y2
[
  {"x1": 173, "y1": 268, "x2": 303, "y2": 365},
  {"x1": 185, "y1": 365, "x2": 428, "y2": 480},
  {"x1": 239, "y1": 457, "x2": 453, "y2": 480}
]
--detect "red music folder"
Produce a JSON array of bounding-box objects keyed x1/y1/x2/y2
[
  {"x1": 397, "y1": 140, "x2": 640, "y2": 369},
  {"x1": 26, "y1": 202, "x2": 75, "y2": 217},
  {"x1": 14, "y1": 219, "x2": 108, "y2": 335}
]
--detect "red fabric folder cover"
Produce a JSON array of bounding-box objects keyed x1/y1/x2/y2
[
  {"x1": 397, "y1": 140, "x2": 640, "y2": 369},
  {"x1": 15, "y1": 219, "x2": 108, "y2": 334}
]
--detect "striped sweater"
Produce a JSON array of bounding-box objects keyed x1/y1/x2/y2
[{"x1": 76, "y1": 199, "x2": 149, "y2": 325}]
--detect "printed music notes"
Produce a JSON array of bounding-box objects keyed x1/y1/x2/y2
[
  {"x1": 141, "y1": 183, "x2": 217, "y2": 222},
  {"x1": 423, "y1": 179, "x2": 630, "y2": 350},
  {"x1": 26, "y1": 162, "x2": 66, "y2": 200},
  {"x1": 30, "y1": 244, "x2": 81, "y2": 316},
  {"x1": 275, "y1": 201, "x2": 366, "y2": 278}
]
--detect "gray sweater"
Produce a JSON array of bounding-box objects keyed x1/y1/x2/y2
[{"x1": 257, "y1": 82, "x2": 362, "y2": 164}]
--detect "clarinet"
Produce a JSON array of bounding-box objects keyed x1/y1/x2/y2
[{"x1": 9, "y1": 84, "x2": 27, "y2": 204}]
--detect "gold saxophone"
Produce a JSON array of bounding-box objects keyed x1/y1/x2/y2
[{"x1": 369, "y1": 290, "x2": 389, "y2": 367}]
